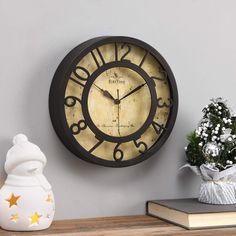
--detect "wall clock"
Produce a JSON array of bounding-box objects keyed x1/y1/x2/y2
[{"x1": 49, "y1": 36, "x2": 178, "y2": 167}]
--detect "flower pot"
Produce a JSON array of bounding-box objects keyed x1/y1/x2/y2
[
  {"x1": 181, "y1": 163, "x2": 236, "y2": 205},
  {"x1": 198, "y1": 180, "x2": 236, "y2": 204}
]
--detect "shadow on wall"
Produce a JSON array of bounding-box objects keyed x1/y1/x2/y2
[
  {"x1": 0, "y1": 139, "x2": 11, "y2": 187},
  {"x1": 175, "y1": 108, "x2": 201, "y2": 198}
]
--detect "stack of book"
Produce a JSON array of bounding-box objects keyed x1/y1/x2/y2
[{"x1": 146, "y1": 198, "x2": 236, "y2": 229}]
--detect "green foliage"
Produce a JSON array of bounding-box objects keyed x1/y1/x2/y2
[
  {"x1": 185, "y1": 98, "x2": 236, "y2": 171},
  {"x1": 187, "y1": 131, "x2": 199, "y2": 143}
]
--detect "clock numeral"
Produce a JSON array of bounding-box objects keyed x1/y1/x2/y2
[
  {"x1": 91, "y1": 48, "x2": 105, "y2": 68},
  {"x1": 70, "y1": 120, "x2": 87, "y2": 135},
  {"x1": 64, "y1": 96, "x2": 81, "y2": 107},
  {"x1": 151, "y1": 69, "x2": 168, "y2": 81},
  {"x1": 133, "y1": 140, "x2": 147, "y2": 154},
  {"x1": 157, "y1": 97, "x2": 173, "y2": 108},
  {"x1": 139, "y1": 51, "x2": 148, "y2": 68},
  {"x1": 115, "y1": 43, "x2": 118, "y2": 61},
  {"x1": 120, "y1": 43, "x2": 131, "y2": 61},
  {"x1": 114, "y1": 43, "x2": 131, "y2": 62},
  {"x1": 113, "y1": 143, "x2": 124, "y2": 162},
  {"x1": 74, "y1": 66, "x2": 90, "y2": 81},
  {"x1": 152, "y1": 121, "x2": 166, "y2": 135},
  {"x1": 89, "y1": 139, "x2": 103, "y2": 153},
  {"x1": 70, "y1": 66, "x2": 90, "y2": 87}
]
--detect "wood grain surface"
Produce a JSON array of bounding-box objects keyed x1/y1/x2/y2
[{"x1": 0, "y1": 215, "x2": 235, "y2": 236}]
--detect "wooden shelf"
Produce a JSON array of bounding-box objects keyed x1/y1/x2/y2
[{"x1": 0, "y1": 215, "x2": 235, "y2": 235}]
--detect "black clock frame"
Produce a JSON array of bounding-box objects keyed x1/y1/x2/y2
[{"x1": 49, "y1": 36, "x2": 178, "y2": 167}]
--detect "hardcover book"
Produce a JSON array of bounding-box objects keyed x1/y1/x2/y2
[{"x1": 146, "y1": 198, "x2": 236, "y2": 229}]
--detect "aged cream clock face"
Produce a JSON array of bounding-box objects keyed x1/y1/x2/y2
[
  {"x1": 87, "y1": 67, "x2": 151, "y2": 137},
  {"x1": 49, "y1": 36, "x2": 178, "y2": 167}
]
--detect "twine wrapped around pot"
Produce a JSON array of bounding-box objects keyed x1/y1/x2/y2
[{"x1": 181, "y1": 164, "x2": 236, "y2": 205}]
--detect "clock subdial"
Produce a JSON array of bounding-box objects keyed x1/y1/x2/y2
[{"x1": 87, "y1": 67, "x2": 152, "y2": 138}]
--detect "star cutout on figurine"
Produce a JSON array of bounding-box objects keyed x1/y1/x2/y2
[
  {"x1": 6, "y1": 193, "x2": 20, "y2": 208},
  {"x1": 46, "y1": 194, "x2": 53, "y2": 203},
  {"x1": 29, "y1": 212, "x2": 42, "y2": 225},
  {"x1": 10, "y1": 213, "x2": 19, "y2": 222}
]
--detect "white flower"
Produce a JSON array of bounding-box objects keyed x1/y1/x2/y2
[
  {"x1": 218, "y1": 106, "x2": 222, "y2": 110},
  {"x1": 220, "y1": 128, "x2": 232, "y2": 142},
  {"x1": 228, "y1": 137, "x2": 233, "y2": 142},
  {"x1": 226, "y1": 159, "x2": 233, "y2": 165},
  {"x1": 199, "y1": 142, "x2": 203, "y2": 147},
  {"x1": 184, "y1": 146, "x2": 187, "y2": 151},
  {"x1": 223, "y1": 118, "x2": 228, "y2": 124}
]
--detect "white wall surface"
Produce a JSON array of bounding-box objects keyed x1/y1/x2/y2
[{"x1": 0, "y1": 0, "x2": 236, "y2": 219}]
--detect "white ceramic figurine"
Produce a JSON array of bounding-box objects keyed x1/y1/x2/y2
[{"x1": 0, "y1": 134, "x2": 55, "y2": 231}]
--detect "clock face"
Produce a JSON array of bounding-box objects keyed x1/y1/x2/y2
[{"x1": 49, "y1": 36, "x2": 178, "y2": 167}]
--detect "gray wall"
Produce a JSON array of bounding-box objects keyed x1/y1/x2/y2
[{"x1": 0, "y1": 0, "x2": 235, "y2": 220}]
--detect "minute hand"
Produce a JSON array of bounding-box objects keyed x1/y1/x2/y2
[{"x1": 120, "y1": 83, "x2": 146, "y2": 101}]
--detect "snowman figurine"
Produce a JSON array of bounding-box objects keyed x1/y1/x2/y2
[{"x1": 0, "y1": 134, "x2": 55, "y2": 231}]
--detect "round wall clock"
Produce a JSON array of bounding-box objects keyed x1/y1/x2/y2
[{"x1": 49, "y1": 36, "x2": 178, "y2": 167}]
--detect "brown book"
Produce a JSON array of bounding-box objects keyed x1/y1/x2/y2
[{"x1": 146, "y1": 198, "x2": 236, "y2": 229}]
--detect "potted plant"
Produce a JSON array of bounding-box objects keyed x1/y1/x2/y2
[{"x1": 183, "y1": 98, "x2": 236, "y2": 204}]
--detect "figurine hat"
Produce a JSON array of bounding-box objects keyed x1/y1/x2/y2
[{"x1": 5, "y1": 134, "x2": 47, "y2": 174}]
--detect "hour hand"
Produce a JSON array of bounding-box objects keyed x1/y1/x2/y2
[{"x1": 94, "y1": 84, "x2": 115, "y2": 101}]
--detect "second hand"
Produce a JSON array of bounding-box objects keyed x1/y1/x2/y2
[{"x1": 117, "y1": 89, "x2": 121, "y2": 136}]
